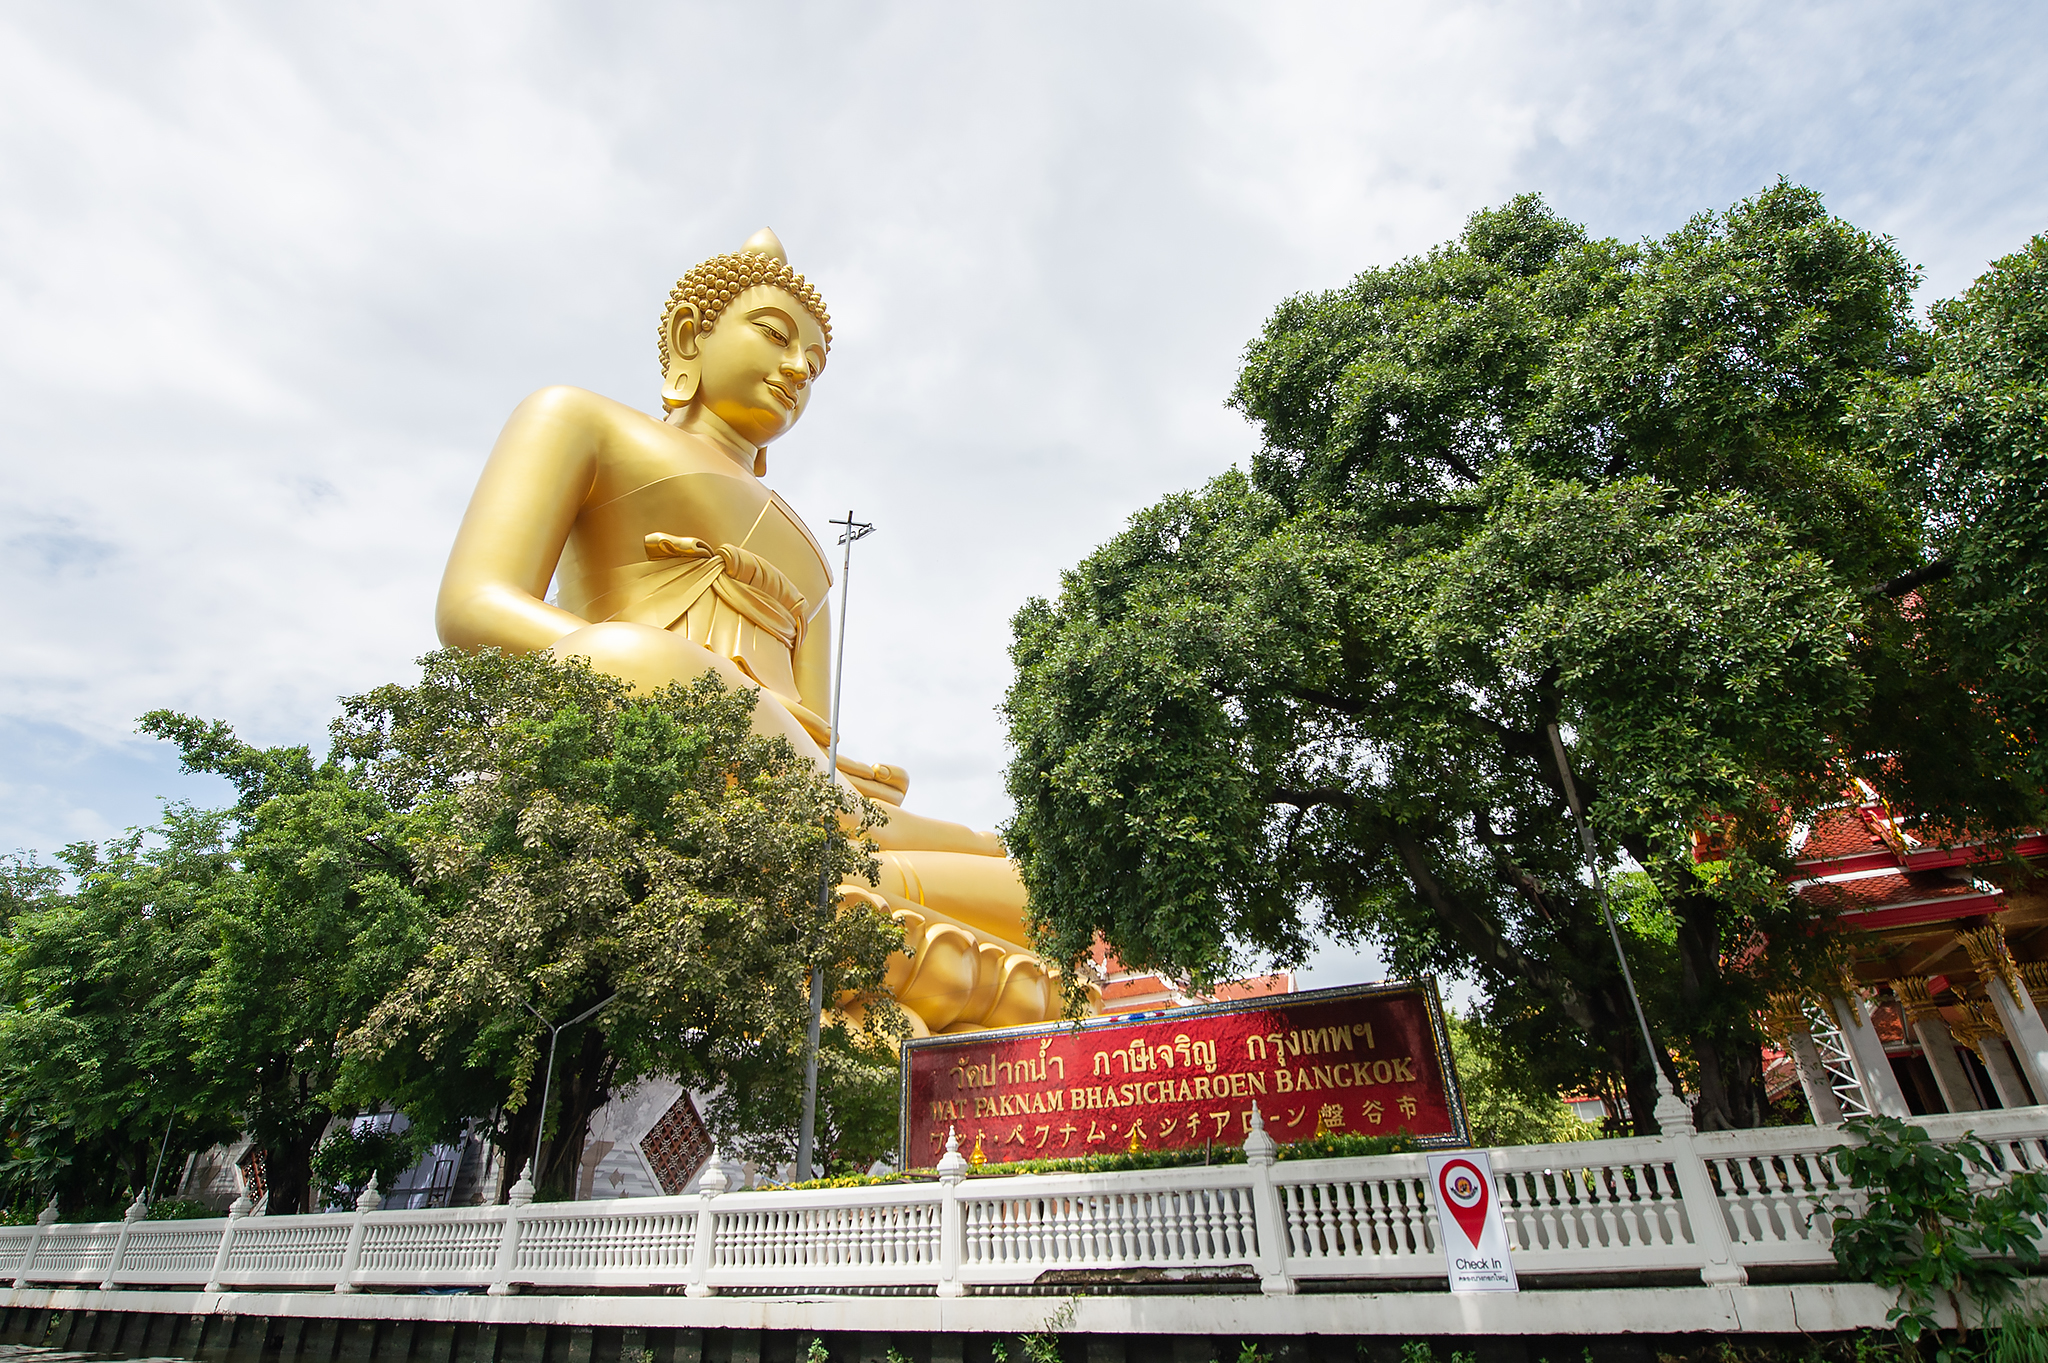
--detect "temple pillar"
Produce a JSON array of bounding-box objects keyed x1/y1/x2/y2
[
  {"x1": 1768, "y1": 994, "x2": 1843, "y2": 1124},
  {"x1": 1891, "y1": 977, "x2": 1978, "y2": 1113},
  {"x1": 1959, "y1": 925, "x2": 2048, "y2": 1106},
  {"x1": 1949, "y1": 999, "x2": 2031, "y2": 1108},
  {"x1": 1826, "y1": 989, "x2": 1911, "y2": 1118}
]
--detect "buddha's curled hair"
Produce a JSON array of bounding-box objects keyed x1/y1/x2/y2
[{"x1": 657, "y1": 247, "x2": 832, "y2": 382}]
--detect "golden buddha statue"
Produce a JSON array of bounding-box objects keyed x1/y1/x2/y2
[{"x1": 436, "y1": 228, "x2": 1069, "y2": 1036}]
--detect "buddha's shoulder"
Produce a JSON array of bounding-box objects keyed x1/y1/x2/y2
[{"x1": 510, "y1": 384, "x2": 655, "y2": 431}]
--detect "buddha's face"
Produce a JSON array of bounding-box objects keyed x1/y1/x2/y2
[{"x1": 689, "y1": 286, "x2": 828, "y2": 447}]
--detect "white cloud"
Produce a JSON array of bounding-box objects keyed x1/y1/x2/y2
[{"x1": 2, "y1": 1, "x2": 2043, "y2": 979}]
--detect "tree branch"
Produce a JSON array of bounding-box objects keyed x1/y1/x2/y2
[
  {"x1": 1271, "y1": 787, "x2": 1357, "y2": 811},
  {"x1": 1384, "y1": 821, "x2": 1595, "y2": 1030},
  {"x1": 1472, "y1": 806, "x2": 1558, "y2": 923},
  {"x1": 1867, "y1": 556, "x2": 1953, "y2": 598}
]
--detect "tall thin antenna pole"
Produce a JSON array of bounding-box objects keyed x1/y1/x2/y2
[
  {"x1": 797, "y1": 511, "x2": 874, "y2": 1178},
  {"x1": 1546, "y1": 724, "x2": 1693, "y2": 1135}
]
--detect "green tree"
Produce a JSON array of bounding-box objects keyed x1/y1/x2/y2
[
  {"x1": 707, "y1": 1017, "x2": 905, "y2": 1175},
  {"x1": 0, "y1": 819, "x2": 241, "y2": 1213},
  {"x1": 1445, "y1": 1013, "x2": 1595, "y2": 1148},
  {"x1": 139, "y1": 712, "x2": 445, "y2": 1215},
  {"x1": 334, "y1": 649, "x2": 904, "y2": 1199},
  {"x1": 1004, "y1": 184, "x2": 2033, "y2": 1133},
  {"x1": 1856, "y1": 232, "x2": 2048, "y2": 799}
]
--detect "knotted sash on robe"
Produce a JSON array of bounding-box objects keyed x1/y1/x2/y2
[{"x1": 587, "y1": 532, "x2": 832, "y2": 745}]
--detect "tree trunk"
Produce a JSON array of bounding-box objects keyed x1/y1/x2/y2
[
  {"x1": 1588, "y1": 984, "x2": 1668, "y2": 1136},
  {"x1": 1671, "y1": 891, "x2": 1764, "y2": 1130},
  {"x1": 502, "y1": 1025, "x2": 618, "y2": 1201},
  {"x1": 263, "y1": 1112, "x2": 331, "y2": 1214}
]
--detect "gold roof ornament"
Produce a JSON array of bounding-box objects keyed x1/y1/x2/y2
[
  {"x1": 1957, "y1": 923, "x2": 2023, "y2": 999},
  {"x1": 2022, "y1": 961, "x2": 2048, "y2": 1012},
  {"x1": 1890, "y1": 976, "x2": 1941, "y2": 1028},
  {"x1": 1764, "y1": 992, "x2": 1814, "y2": 1041}
]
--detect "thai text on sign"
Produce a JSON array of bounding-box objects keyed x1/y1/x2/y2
[{"x1": 899, "y1": 980, "x2": 1467, "y2": 1166}]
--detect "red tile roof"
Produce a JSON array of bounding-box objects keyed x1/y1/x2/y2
[{"x1": 1800, "y1": 807, "x2": 1889, "y2": 862}]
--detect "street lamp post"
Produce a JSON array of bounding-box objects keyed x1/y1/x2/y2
[
  {"x1": 514, "y1": 992, "x2": 619, "y2": 1196},
  {"x1": 1545, "y1": 724, "x2": 1694, "y2": 1134},
  {"x1": 795, "y1": 511, "x2": 875, "y2": 1180}
]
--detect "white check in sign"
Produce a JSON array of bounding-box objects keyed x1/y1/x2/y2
[{"x1": 1427, "y1": 1150, "x2": 1519, "y2": 1292}]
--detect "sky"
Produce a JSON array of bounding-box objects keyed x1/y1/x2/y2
[{"x1": 2, "y1": 1, "x2": 2044, "y2": 988}]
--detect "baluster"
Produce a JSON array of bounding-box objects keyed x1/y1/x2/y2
[
  {"x1": 1720, "y1": 1159, "x2": 1755, "y2": 1244},
  {"x1": 1577, "y1": 1167, "x2": 1605, "y2": 1248},
  {"x1": 1335, "y1": 1181, "x2": 1360, "y2": 1256},
  {"x1": 1505, "y1": 1171, "x2": 1534, "y2": 1252},
  {"x1": 1523, "y1": 1169, "x2": 1553, "y2": 1250},
  {"x1": 1355, "y1": 1179, "x2": 1384, "y2": 1256},
  {"x1": 1759, "y1": 1159, "x2": 1794, "y2": 1244},
  {"x1": 1518, "y1": 1171, "x2": 1545, "y2": 1252},
  {"x1": 1617, "y1": 1164, "x2": 1648, "y2": 1247},
  {"x1": 1553, "y1": 1168, "x2": 1580, "y2": 1249},
  {"x1": 1594, "y1": 1167, "x2": 1621, "y2": 1249},
  {"x1": 1326, "y1": 1183, "x2": 1351, "y2": 1257},
  {"x1": 1567, "y1": 1166, "x2": 1592, "y2": 1248},
  {"x1": 1578, "y1": 1168, "x2": 1604, "y2": 1248},
  {"x1": 1272, "y1": 1185, "x2": 1296, "y2": 1257},
  {"x1": 1643, "y1": 1164, "x2": 1678, "y2": 1246}
]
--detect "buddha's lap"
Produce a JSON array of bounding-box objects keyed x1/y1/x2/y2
[
  {"x1": 865, "y1": 850, "x2": 1030, "y2": 945},
  {"x1": 552, "y1": 618, "x2": 1015, "y2": 863}
]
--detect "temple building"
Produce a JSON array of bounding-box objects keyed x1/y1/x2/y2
[
  {"x1": 1088, "y1": 941, "x2": 1294, "y2": 1016},
  {"x1": 1769, "y1": 778, "x2": 2048, "y2": 1120}
]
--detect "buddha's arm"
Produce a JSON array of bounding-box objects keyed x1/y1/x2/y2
[
  {"x1": 436, "y1": 387, "x2": 603, "y2": 652},
  {"x1": 794, "y1": 600, "x2": 832, "y2": 725}
]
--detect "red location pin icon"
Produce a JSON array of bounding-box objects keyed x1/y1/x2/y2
[{"x1": 1437, "y1": 1158, "x2": 1491, "y2": 1248}]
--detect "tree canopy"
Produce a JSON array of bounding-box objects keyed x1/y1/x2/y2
[
  {"x1": 1, "y1": 648, "x2": 901, "y2": 1213},
  {"x1": 1004, "y1": 183, "x2": 2046, "y2": 1133},
  {"x1": 330, "y1": 649, "x2": 900, "y2": 1196},
  {"x1": 1856, "y1": 232, "x2": 2048, "y2": 794}
]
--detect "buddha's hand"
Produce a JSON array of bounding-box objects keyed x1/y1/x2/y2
[{"x1": 837, "y1": 755, "x2": 910, "y2": 807}]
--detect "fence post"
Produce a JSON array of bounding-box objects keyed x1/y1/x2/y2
[
  {"x1": 1654, "y1": 1100, "x2": 1746, "y2": 1286},
  {"x1": 202, "y1": 1189, "x2": 253, "y2": 1294},
  {"x1": 98, "y1": 1192, "x2": 149, "y2": 1291},
  {"x1": 332, "y1": 1174, "x2": 381, "y2": 1294},
  {"x1": 685, "y1": 1154, "x2": 728, "y2": 1298},
  {"x1": 12, "y1": 1196, "x2": 59, "y2": 1289},
  {"x1": 487, "y1": 1171, "x2": 534, "y2": 1297},
  {"x1": 1243, "y1": 1105, "x2": 1295, "y2": 1295},
  {"x1": 935, "y1": 1128, "x2": 968, "y2": 1297}
]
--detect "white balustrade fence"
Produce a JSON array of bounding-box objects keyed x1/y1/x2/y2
[{"x1": 5, "y1": 1108, "x2": 2045, "y2": 1298}]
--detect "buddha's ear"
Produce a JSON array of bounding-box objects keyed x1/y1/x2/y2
[{"x1": 661, "y1": 303, "x2": 704, "y2": 411}]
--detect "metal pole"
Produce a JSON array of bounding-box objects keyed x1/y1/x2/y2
[
  {"x1": 796, "y1": 511, "x2": 873, "y2": 1179},
  {"x1": 520, "y1": 993, "x2": 617, "y2": 1188},
  {"x1": 147, "y1": 1114, "x2": 175, "y2": 1204},
  {"x1": 1546, "y1": 725, "x2": 1693, "y2": 1133}
]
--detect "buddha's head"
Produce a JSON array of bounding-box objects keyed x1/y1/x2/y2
[{"x1": 658, "y1": 227, "x2": 832, "y2": 471}]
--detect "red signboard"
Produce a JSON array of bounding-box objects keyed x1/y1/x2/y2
[{"x1": 899, "y1": 979, "x2": 1466, "y2": 1167}]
